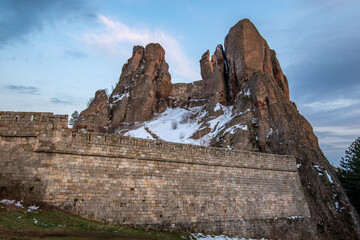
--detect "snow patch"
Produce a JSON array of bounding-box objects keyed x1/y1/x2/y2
[
  {"x1": 266, "y1": 128, "x2": 279, "y2": 138},
  {"x1": 266, "y1": 128, "x2": 273, "y2": 138},
  {"x1": 204, "y1": 105, "x2": 234, "y2": 143},
  {"x1": 325, "y1": 170, "x2": 334, "y2": 184},
  {"x1": 15, "y1": 201, "x2": 24, "y2": 208},
  {"x1": 224, "y1": 123, "x2": 248, "y2": 134},
  {"x1": 27, "y1": 205, "x2": 40, "y2": 212},
  {"x1": 123, "y1": 105, "x2": 234, "y2": 146},
  {"x1": 1, "y1": 199, "x2": 15, "y2": 205},
  {"x1": 1, "y1": 199, "x2": 40, "y2": 213},
  {"x1": 124, "y1": 107, "x2": 205, "y2": 145},
  {"x1": 313, "y1": 165, "x2": 324, "y2": 176},
  {"x1": 332, "y1": 193, "x2": 338, "y2": 200},
  {"x1": 112, "y1": 92, "x2": 130, "y2": 104},
  {"x1": 0, "y1": 199, "x2": 24, "y2": 208},
  {"x1": 251, "y1": 118, "x2": 258, "y2": 126},
  {"x1": 286, "y1": 216, "x2": 304, "y2": 220},
  {"x1": 238, "y1": 88, "x2": 251, "y2": 97},
  {"x1": 125, "y1": 127, "x2": 155, "y2": 140},
  {"x1": 237, "y1": 109, "x2": 251, "y2": 115},
  {"x1": 188, "y1": 233, "x2": 266, "y2": 240},
  {"x1": 213, "y1": 103, "x2": 222, "y2": 112}
]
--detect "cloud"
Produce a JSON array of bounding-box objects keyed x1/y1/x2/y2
[
  {"x1": 302, "y1": 99, "x2": 359, "y2": 112},
  {"x1": 81, "y1": 15, "x2": 200, "y2": 82},
  {"x1": 5, "y1": 85, "x2": 39, "y2": 94},
  {"x1": 314, "y1": 126, "x2": 360, "y2": 137},
  {"x1": 64, "y1": 50, "x2": 88, "y2": 59},
  {"x1": 314, "y1": 125, "x2": 359, "y2": 165},
  {"x1": 50, "y1": 97, "x2": 72, "y2": 105},
  {"x1": 0, "y1": 0, "x2": 95, "y2": 47}
]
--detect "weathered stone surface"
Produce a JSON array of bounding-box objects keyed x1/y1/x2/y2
[
  {"x1": 224, "y1": 19, "x2": 289, "y2": 102},
  {"x1": 108, "y1": 43, "x2": 171, "y2": 130},
  {"x1": 170, "y1": 82, "x2": 191, "y2": 103},
  {"x1": 212, "y1": 44, "x2": 228, "y2": 106},
  {"x1": 199, "y1": 50, "x2": 215, "y2": 98},
  {"x1": 170, "y1": 80, "x2": 208, "y2": 107},
  {"x1": 270, "y1": 50, "x2": 289, "y2": 100},
  {"x1": 74, "y1": 89, "x2": 110, "y2": 132}
]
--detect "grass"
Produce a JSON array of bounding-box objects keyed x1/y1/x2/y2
[{"x1": 0, "y1": 202, "x2": 186, "y2": 240}]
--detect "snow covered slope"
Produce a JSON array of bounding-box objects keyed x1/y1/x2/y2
[{"x1": 119, "y1": 104, "x2": 241, "y2": 146}]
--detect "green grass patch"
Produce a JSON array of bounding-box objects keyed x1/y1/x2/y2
[{"x1": 0, "y1": 203, "x2": 186, "y2": 240}]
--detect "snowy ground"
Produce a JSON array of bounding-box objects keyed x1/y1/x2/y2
[
  {"x1": 0, "y1": 199, "x2": 39, "y2": 212},
  {"x1": 122, "y1": 104, "x2": 237, "y2": 146},
  {"x1": 187, "y1": 233, "x2": 266, "y2": 240}
]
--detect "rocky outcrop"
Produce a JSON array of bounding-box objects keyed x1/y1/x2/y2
[
  {"x1": 76, "y1": 43, "x2": 172, "y2": 132},
  {"x1": 75, "y1": 18, "x2": 360, "y2": 240},
  {"x1": 108, "y1": 43, "x2": 171, "y2": 130},
  {"x1": 224, "y1": 18, "x2": 289, "y2": 102},
  {"x1": 248, "y1": 72, "x2": 360, "y2": 240},
  {"x1": 270, "y1": 50, "x2": 289, "y2": 100},
  {"x1": 199, "y1": 50, "x2": 215, "y2": 98},
  {"x1": 74, "y1": 89, "x2": 110, "y2": 132},
  {"x1": 211, "y1": 19, "x2": 360, "y2": 240},
  {"x1": 211, "y1": 45, "x2": 228, "y2": 106}
]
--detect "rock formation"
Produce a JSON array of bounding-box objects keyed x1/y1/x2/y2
[
  {"x1": 75, "y1": 43, "x2": 172, "y2": 131},
  {"x1": 75, "y1": 19, "x2": 360, "y2": 239},
  {"x1": 224, "y1": 19, "x2": 289, "y2": 101},
  {"x1": 74, "y1": 89, "x2": 110, "y2": 132},
  {"x1": 109, "y1": 43, "x2": 171, "y2": 129},
  {"x1": 199, "y1": 45, "x2": 228, "y2": 107},
  {"x1": 214, "y1": 19, "x2": 359, "y2": 240}
]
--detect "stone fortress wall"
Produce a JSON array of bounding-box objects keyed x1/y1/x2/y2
[{"x1": 0, "y1": 111, "x2": 316, "y2": 239}]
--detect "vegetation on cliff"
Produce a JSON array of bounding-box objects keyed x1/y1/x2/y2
[{"x1": 338, "y1": 137, "x2": 360, "y2": 214}]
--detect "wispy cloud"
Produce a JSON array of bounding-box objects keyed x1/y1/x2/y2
[
  {"x1": 314, "y1": 125, "x2": 359, "y2": 165},
  {"x1": 314, "y1": 126, "x2": 360, "y2": 136},
  {"x1": 302, "y1": 99, "x2": 359, "y2": 112},
  {"x1": 81, "y1": 15, "x2": 200, "y2": 82},
  {"x1": 50, "y1": 97, "x2": 72, "y2": 105},
  {"x1": 5, "y1": 85, "x2": 39, "y2": 94}
]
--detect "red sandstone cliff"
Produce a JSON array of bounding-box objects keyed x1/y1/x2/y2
[{"x1": 75, "y1": 19, "x2": 360, "y2": 239}]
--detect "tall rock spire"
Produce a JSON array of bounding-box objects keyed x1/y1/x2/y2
[
  {"x1": 108, "y1": 43, "x2": 171, "y2": 130},
  {"x1": 224, "y1": 19, "x2": 289, "y2": 101}
]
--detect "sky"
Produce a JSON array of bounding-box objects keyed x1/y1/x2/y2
[{"x1": 1, "y1": 0, "x2": 359, "y2": 166}]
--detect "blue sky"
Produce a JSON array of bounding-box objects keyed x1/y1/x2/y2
[{"x1": 1, "y1": 0, "x2": 359, "y2": 166}]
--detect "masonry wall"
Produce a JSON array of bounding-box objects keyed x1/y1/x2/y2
[{"x1": 0, "y1": 112, "x2": 317, "y2": 239}]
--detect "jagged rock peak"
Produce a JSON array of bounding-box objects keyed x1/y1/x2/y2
[
  {"x1": 108, "y1": 42, "x2": 171, "y2": 129},
  {"x1": 224, "y1": 18, "x2": 289, "y2": 101}
]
